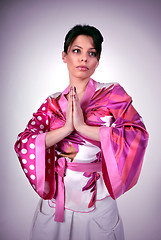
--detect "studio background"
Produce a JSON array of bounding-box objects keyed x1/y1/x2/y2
[{"x1": 0, "y1": 0, "x2": 161, "y2": 239}]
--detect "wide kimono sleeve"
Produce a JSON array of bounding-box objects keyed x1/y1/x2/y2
[
  {"x1": 14, "y1": 97, "x2": 56, "y2": 200},
  {"x1": 99, "y1": 84, "x2": 149, "y2": 199}
]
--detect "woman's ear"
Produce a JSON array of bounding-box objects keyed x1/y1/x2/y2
[{"x1": 62, "y1": 51, "x2": 67, "y2": 63}]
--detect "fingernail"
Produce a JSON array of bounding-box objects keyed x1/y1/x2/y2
[{"x1": 74, "y1": 86, "x2": 76, "y2": 93}]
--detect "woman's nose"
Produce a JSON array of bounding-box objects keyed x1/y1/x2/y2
[{"x1": 80, "y1": 54, "x2": 88, "y2": 62}]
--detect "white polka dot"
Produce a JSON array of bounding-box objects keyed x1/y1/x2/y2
[
  {"x1": 30, "y1": 175, "x2": 35, "y2": 180},
  {"x1": 44, "y1": 100, "x2": 47, "y2": 104},
  {"x1": 29, "y1": 165, "x2": 35, "y2": 170},
  {"x1": 47, "y1": 149, "x2": 50, "y2": 154},
  {"x1": 32, "y1": 135, "x2": 37, "y2": 139},
  {"x1": 40, "y1": 124, "x2": 44, "y2": 129},
  {"x1": 21, "y1": 149, "x2": 27, "y2": 154},
  {"x1": 30, "y1": 143, "x2": 35, "y2": 149},
  {"x1": 22, "y1": 138, "x2": 28, "y2": 143},
  {"x1": 32, "y1": 184, "x2": 36, "y2": 189},
  {"x1": 46, "y1": 120, "x2": 49, "y2": 125},
  {"x1": 22, "y1": 159, "x2": 27, "y2": 164},
  {"x1": 39, "y1": 130, "x2": 43, "y2": 134},
  {"x1": 24, "y1": 168, "x2": 28, "y2": 173},
  {"x1": 31, "y1": 121, "x2": 35, "y2": 125},
  {"x1": 29, "y1": 154, "x2": 35, "y2": 160},
  {"x1": 42, "y1": 107, "x2": 46, "y2": 111},
  {"x1": 42, "y1": 113, "x2": 46, "y2": 116},
  {"x1": 37, "y1": 116, "x2": 42, "y2": 121},
  {"x1": 17, "y1": 143, "x2": 20, "y2": 148},
  {"x1": 48, "y1": 158, "x2": 51, "y2": 164},
  {"x1": 48, "y1": 169, "x2": 51, "y2": 174}
]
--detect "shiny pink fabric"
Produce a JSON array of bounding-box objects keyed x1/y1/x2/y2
[
  {"x1": 100, "y1": 127, "x2": 124, "y2": 199},
  {"x1": 14, "y1": 78, "x2": 149, "y2": 222},
  {"x1": 35, "y1": 133, "x2": 47, "y2": 198}
]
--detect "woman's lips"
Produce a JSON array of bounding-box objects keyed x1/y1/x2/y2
[{"x1": 76, "y1": 66, "x2": 89, "y2": 71}]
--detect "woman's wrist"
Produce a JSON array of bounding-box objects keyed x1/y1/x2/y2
[
  {"x1": 76, "y1": 123, "x2": 100, "y2": 141},
  {"x1": 75, "y1": 122, "x2": 86, "y2": 133},
  {"x1": 63, "y1": 123, "x2": 74, "y2": 136},
  {"x1": 45, "y1": 125, "x2": 73, "y2": 149}
]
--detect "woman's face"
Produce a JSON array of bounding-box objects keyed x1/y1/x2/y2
[{"x1": 62, "y1": 35, "x2": 99, "y2": 81}]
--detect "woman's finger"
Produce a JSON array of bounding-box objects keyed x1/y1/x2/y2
[
  {"x1": 73, "y1": 86, "x2": 85, "y2": 131},
  {"x1": 73, "y1": 86, "x2": 80, "y2": 106},
  {"x1": 68, "y1": 86, "x2": 73, "y2": 107},
  {"x1": 65, "y1": 86, "x2": 74, "y2": 132}
]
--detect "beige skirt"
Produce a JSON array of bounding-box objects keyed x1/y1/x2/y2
[{"x1": 30, "y1": 197, "x2": 124, "y2": 240}]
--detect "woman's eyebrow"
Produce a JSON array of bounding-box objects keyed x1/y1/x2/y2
[
  {"x1": 73, "y1": 45, "x2": 96, "y2": 50},
  {"x1": 73, "y1": 45, "x2": 82, "y2": 49}
]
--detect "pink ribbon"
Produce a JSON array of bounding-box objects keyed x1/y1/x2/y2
[
  {"x1": 54, "y1": 157, "x2": 102, "y2": 222},
  {"x1": 54, "y1": 157, "x2": 66, "y2": 222}
]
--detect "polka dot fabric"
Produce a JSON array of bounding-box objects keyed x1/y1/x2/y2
[{"x1": 14, "y1": 97, "x2": 56, "y2": 199}]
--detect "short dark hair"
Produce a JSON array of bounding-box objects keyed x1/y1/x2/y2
[{"x1": 64, "y1": 24, "x2": 104, "y2": 60}]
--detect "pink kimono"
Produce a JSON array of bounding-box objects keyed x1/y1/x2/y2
[{"x1": 14, "y1": 78, "x2": 149, "y2": 223}]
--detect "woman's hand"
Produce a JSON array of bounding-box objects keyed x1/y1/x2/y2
[
  {"x1": 72, "y1": 87, "x2": 86, "y2": 132},
  {"x1": 72, "y1": 86, "x2": 100, "y2": 141},
  {"x1": 63, "y1": 86, "x2": 100, "y2": 141},
  {"x1": 64, "y1": 86, "x2": 85, "y2": 134},
  {"x1": 64, "y1": 86, "x2": 75, "y2": 134}
]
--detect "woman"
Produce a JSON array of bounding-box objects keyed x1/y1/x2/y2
[{"x1": 15, "y1": 25, "x2": 149, "y2": 240}]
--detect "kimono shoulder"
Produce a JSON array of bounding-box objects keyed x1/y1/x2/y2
[
  {"x1": 96, "y1": 81, "x2": 118, "y2": 91},
  {"x1": 98, "y1": 81, "x2": 149, "y2": 199},
  {"x1": 49, "y1": 92, "x2": 61, "y2": 100}
]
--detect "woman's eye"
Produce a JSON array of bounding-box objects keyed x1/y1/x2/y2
[
  {"x1": 89, "y1": 51, "x2": 96, "y2": 57},
  {"x1": 72, "y1": 49, "x2": 80, "y2": 53}
]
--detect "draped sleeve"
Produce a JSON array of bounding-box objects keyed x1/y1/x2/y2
[
  {"x1": 14, "y1": 97, "x2": 58, "y2": 200},
  {"x1": 99, "y1": 84, "x2": 149, "y2": 199}
]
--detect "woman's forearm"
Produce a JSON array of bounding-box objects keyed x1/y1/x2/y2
[
  {"x1": 45, "y1": 126, "x2": 72, "y2": 148},
  {"x1": 76, "y1": 124, "x2": 100, "y2": 141}
]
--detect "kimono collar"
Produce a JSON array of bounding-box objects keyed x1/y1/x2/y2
[{"x1": 59, "y1": 78, "x2": 97, "y2": 116}]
